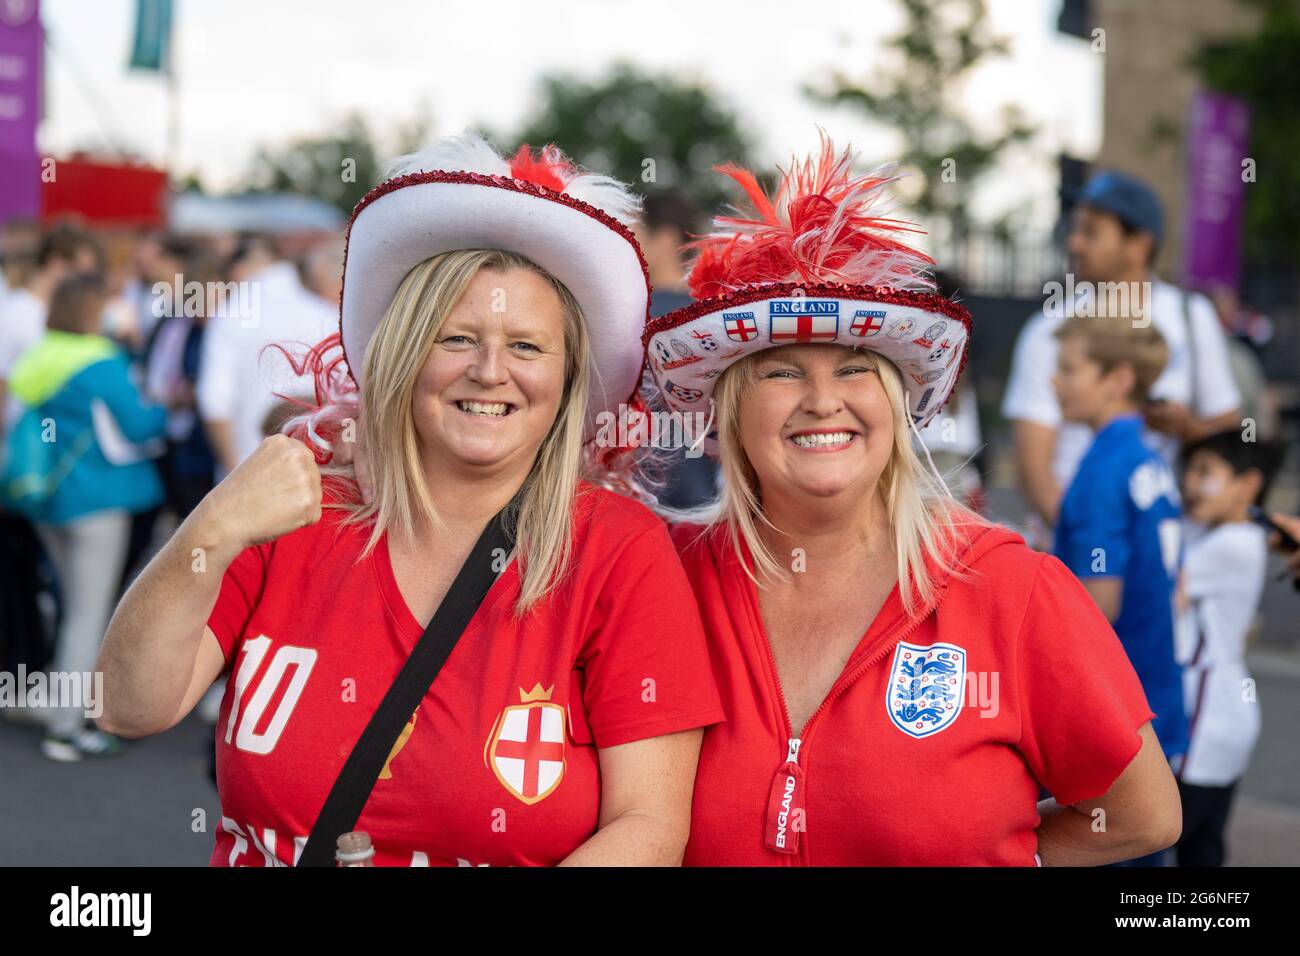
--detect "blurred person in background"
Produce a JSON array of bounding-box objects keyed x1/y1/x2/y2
[
  {"x1": 1174, "y1": 432, "x2": 1283, "y2": 866},
  {"x1": 142, "y1": 241, "x2": 221, "y2": 522},
  {"x1": 0, "y1": 217, "x2": 46, "y2": 682},
  {"x1": 1270, "y1": 512, "x2": 1300, "y2": 587},
  {"x1": 98, "y1": 232, "x2": 150, "y2": 352},
  {"x1": 1206, "y1": 284, "x2": 1279, "y2": 441},
  {"x1": 0, "y1": 225, "x2": 104, "y2": 427},
  {"x1": 301, "y1": 236, "x2": 344, "y2": 310},
  {"x1": 635, "y1": 191, "x2": 696, "y2": 313},
  {"x1": 196, "y1": 233, "x2": 336, "y2": 475},
  {"x1": 915, "y1": 385, "x2": 984, "y2": 512},
  {"x1": 5, "y1": 272, "x2": 166, "y2": 760},
  {"x1": 0, "y1": 226, "x2": 103, "y2": 697},
  {"x1": 915, "y1": 270, "x2": 984, "y2": 513},
  {"x1": 634, "y1": 190, "x2": 717, "y2": 509},
  {"x1": 0, "y1": 217, "x2": 41, "y2": 301},
  {"x1": 125, "y1": 232, "x2": 171, "y2": 350},
  {"x1": 1002, "y1": 172, "x2": 1241, "y2": 542},
  {"x1": 1050, "y1": 315, "x2": 1186, "y2": 867}
]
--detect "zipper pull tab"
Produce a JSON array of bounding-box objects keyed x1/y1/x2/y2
[{"x1": 764, "y1": 737, "x2": 806, "y2": 855}]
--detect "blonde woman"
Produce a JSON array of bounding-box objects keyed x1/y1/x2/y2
[
  {"x1": 96, "y1": 135, "x2": 723, "y2": 866},
  {"x1": 641, "y1": 138, "x2": 1182, "y2": 865}
]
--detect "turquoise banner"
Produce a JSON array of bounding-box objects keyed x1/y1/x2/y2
[{"x1": 128, "y1": 0, "x2": 172, "y2": 72}]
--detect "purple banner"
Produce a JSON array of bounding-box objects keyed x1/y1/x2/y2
[
  {"x1": 1182, "y1": 89, "x2": 1250, "y2": 292},
  {"x1": 0, "y1": 0, "x2": 42, "y2": 224}
]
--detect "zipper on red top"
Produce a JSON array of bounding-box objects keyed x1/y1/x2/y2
[
  {"x1": 756, "y1": 581, "x2": 937, "y2": 861},
  {"x1": 763, "y1": 736, "x2": 805, "y2": 855}
]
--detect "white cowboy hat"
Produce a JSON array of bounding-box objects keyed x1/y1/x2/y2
[{"x1": 339, "y1": 133, "x2": 651, "y2": 441}]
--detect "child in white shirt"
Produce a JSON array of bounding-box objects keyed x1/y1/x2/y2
[{"x1": 1175, "y1": 431, "x2": 1283, "y2": 866}]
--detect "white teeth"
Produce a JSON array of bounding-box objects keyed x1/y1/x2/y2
[
  {"x1": 457, "y1": 400, "x2": 510, "y2": 416},
  {"x1": 790, "y1": 431, "x2": 854, "y2": 447}
]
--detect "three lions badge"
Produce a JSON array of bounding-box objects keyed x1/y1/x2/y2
[{"x1": 886, "y1": 642, "x2": 966, "y2": 738}]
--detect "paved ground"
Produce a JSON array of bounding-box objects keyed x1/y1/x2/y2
[{"x1": 0, "y1": 709, "x2": 219, "y2": 866}]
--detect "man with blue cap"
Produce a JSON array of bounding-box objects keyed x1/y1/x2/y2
[{"x1": 1002, "y1": 169, "x2": 1242, "y2": 535}]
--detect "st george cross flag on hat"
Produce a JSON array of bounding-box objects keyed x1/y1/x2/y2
[{"x1": 641, "y1": 134, "x2": 973, "y2": 458}]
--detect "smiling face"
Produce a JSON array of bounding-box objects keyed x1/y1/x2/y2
[
  {"x1": 1182, "y1": 448, "x2": 1259, "y2": 526},
  {"x1": 736, "y1": 344, "x2": 896, "y2": 502},
  {"x1": 412, "y1": 266, "x2": 569, "y2": 474}
]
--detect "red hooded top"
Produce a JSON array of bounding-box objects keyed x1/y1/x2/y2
[{"x1": 672, "y1": 518, "x2": 1155, "y2": 866}]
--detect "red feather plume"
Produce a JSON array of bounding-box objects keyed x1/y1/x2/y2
[
  {"x1": 686, "y1": 134, "x2": 936, "y2": 300},
  {"x1": 507, "y1": 144, "x2": 576, "y2": 193}
]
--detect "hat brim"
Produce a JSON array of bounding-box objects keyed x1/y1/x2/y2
[
  {"x1": 340, "y1": 171, "x2": 650, "y2": 439},
  {"x1": 642, "y1": 283, "x2": 972, "y2": 457}
]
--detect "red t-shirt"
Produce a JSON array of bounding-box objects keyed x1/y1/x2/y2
[
  {"x1": 206, "y1": 482, "x2": 724, "y2": 866},
  {"x1": 674, "y1": 519, "x2": 1155, "y2": 866}
]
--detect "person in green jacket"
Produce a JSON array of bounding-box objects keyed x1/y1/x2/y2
[{"x1": 8, "y1": 272, "x2": 166, "y2": 760}]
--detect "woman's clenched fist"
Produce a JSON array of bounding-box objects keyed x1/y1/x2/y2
[{"x1": 197, "y1": 435, "x2": 323, "y2": 554}]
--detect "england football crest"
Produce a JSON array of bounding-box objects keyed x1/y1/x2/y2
[
  {"x1": 769, "y1": 299, "x2": 838, "y2": 342},
  {"x1": 724, "y1": 311, "x2": 759, "y2": 342},
  {"x1": 850, "y1": 309, "x2": 886, "y2": 337},
  {"x1": 886, "y1": 642, "x2": 966, "y2": 738},
  {"x1": 485, "y1": 684, "x2": 567, "y2": 805}
]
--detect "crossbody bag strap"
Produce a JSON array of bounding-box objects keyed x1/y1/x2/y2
[{"x1": 296, "y1": 496, "x2": 519, "y2": 867}]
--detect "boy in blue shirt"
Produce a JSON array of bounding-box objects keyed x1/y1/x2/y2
[{"x1": 1051, "y1": 314, "x2": 1189, "y2": 830}]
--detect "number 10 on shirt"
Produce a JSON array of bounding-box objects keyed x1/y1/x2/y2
[{"x1": 224, "y1": 636, "x2": 318, "y2": 755}]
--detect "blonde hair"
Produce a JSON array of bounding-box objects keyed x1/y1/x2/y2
[
  {"x1": 1054, "y1": 315, "x2": 1169, "y2": 404},
  {"x1": 325, "y1": 249, "x2": 590, "y2": 617},
  {"x1": 667, "y1": 345, "x2": 985, "y2": 616}
]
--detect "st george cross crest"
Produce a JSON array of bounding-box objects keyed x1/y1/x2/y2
[
  {"x1": 485, "y1": 684, "x2": 567, "y2": 804},
  {"x1": 723, "y1": 311, "x2": 758, "y2": 342},
  {"x1": 886, "y1": 642, "x2": 966, "y2": 738}
]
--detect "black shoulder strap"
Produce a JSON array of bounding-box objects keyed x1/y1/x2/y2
[{"x1": 297, "y1": 498, "x2": 519, "y2": 866}]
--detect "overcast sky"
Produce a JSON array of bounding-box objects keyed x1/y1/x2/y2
[{"x1": 37, "y1": 0, "x2": 1102, "y2": 229}]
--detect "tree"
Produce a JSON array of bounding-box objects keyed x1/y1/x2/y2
[
  {"x1": 505, "y1": 63, "x2": 754, "y2": 215},
  {"x1": 239, "y1": 110, "x2": 433, "y2": 214},
  {"x1": 1194, "y1": 0, "x2": 1300, "y2": 266},
  {"x1": 806, "y1": 0, "x2": 1034, "y2": 243}
]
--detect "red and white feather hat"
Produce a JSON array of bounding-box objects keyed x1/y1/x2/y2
[
  {"x1": 641, "y1": 136, "x2": 972, "y2": 457},
  {"x1": 339, "y1": 133, "x2": 651, "y2": 441}
]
